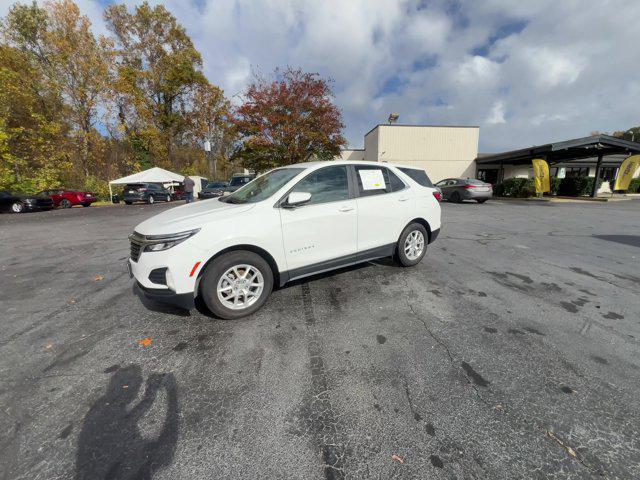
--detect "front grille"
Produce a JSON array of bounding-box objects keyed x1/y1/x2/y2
[
  {"x1": 130, "y1": 232, "x2": 144, "y2": 262},
  {"x1": 149, "y1": 267, "x2": 167, "y2": 285}
]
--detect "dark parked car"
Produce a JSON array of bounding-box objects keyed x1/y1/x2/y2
[
  {"x1": 434, "y1": 178, "x2": 493, "y2": 203},
  {"x1": 0, "y1": 190, "x2": 54, "y2": 213},
  {"x1": 224, "y1": 174, "x2": 255, "y2": 194},
  {"x1": 123, "y1": 183, "x2": 173, "y2": 205},
  {"x1": 198, "y1": 181, "x2": 228, "y2": 199},
  {"x1": 39, "y1": 189, "x2": 97, "y2": 208}
]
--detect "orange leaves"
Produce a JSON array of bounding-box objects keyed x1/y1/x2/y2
[
  {"x1": 391, "y1": 454, "x2": 404, "y2": 464},
  {"x1": 138, "y1": 338, "x2": 152, "y2": 347}
]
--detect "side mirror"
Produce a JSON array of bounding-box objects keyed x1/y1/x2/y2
[{"x1": 284, "y1": 191, "x2": 311, "y2": 208}]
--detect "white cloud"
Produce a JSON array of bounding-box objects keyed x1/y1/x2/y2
[
  {"x1": 486, "y1": 101, "x2": 506, "y2": 125},
  {"x1": 4, "y1": 0, "x2": 640, "y2": 152}
]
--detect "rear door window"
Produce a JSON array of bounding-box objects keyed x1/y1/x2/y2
[{"x1": 355, "y1": 166, "x2": 401, "y2": 197}]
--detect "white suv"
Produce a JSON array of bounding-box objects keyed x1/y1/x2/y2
[{"x1": 128, "y1": 161, "x2": 441, "y2": 319}]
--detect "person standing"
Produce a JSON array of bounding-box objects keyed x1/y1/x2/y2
[{"x1": 183, "y1": 176, "x2": 195, "y2": 203}]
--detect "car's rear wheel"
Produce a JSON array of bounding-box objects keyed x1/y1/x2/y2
[
  {"x1": 124, "y1": 201, "x2": 132, "y2": 205},
  {"x1": 81, "y1": 202, "x2": 91, "y2": 207},
  {"x1": 11, "y1": 202, "x2": 24, "y2": 213},
  {"x1": 200, "y1": 250, "x2": 274, "y2": 320},
  {"x1": 450, "y1": 191, "x2": 462, "y2": 203},
  {"x1": 396, "y1": 222, "x2": 428, "y2": 267},
  {"x1": 148, "y1": 195, "x2": 155, "y2": 204},
  {"x1": 165, "y1": 194, "x2": 171, "y2": 202},
  {"x1": 60, "y1": 199, "x2": 72, "y2": 208}
]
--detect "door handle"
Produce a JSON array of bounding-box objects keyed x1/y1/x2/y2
[{"x1": 338, "y1": 205, "x2": 355, "y2": 212}]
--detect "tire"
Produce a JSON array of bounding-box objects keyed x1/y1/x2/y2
[
  {"x1": 476, "y1": 199, "x2": 487, "y2": 204},
  {"x1": 82, "y1": 202, "x2": 91, "y2": 207},
  {"x1": 200, "y1": 250, "x2": 274, "y2": 320},
  {"x1": 147, "y1": 195, "x2": 155, "y2": 204},
  {"x1": 165, "y1": 194, "x2": 171, "y2": 202},
  {"x1": 124, "y1": 201, "x2": 133, "y2": 205},
  {"x1": 396, "y1": 222, "x2": 428, "y2": 267},
  {"x1": 60, "y1": 199, "x2": 72, "y2": 208},
  {"x1": 11, "y1": 202, "x2": 24, "y2": 213},
  {"x1": 450, "y1": 191, "x2": 462, "y2": 203}
]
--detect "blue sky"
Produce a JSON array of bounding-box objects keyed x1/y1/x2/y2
[{"x1": 4, "y1": 0, "x2": 640, "y2": 152}]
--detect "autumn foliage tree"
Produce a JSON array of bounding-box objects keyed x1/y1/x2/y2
[{"x1": 233, "y1": 68, "x2": 346, "y2": 171}]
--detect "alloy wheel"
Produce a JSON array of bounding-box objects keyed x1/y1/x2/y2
[
  {"x1": 11, "y1": 202, "x2": 24, "y2": 213},
  {"x1": 216, "y1": 264, "x2": 264, "y2": 310},
  {"x1": 404, "y1": 230, "x2": 425, "y2": 260}
]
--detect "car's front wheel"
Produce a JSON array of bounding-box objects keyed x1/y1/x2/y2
[
  {"x1": 396, "y1": 222, "x2": 428, "y2": 267},
  {"x1": 60, "y1": 199, "x2": 72, "y2": 208},
  {"x1": 165, "y1": 194, "x2": 171, "y2": 202},
  {"x1": 200, "y1": 250, "x2": 274, "y2": 319},
  {"x1": 147, "y1": 195, "x2": 155, "y2": 204},
  {"x1": 124, "y1": 201, "x2": 133, "y2": 205},
  {"x1": 11, "y1": 202, "x2": 24, "y2": 213}
]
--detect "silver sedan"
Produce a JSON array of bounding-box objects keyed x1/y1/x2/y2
[{"x1": 434, "y1": 178, "x2": 493, "y2": 203}]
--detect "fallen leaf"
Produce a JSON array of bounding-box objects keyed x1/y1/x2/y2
[
  {"x1": 122, "y1": 385, "x2": 129, "y2": 389},
  {"x1": 138, "y1": 338, "x2": 153, "y2": 347},
  {"x1": 93, "y1": 275, "x2": 104, "y2": 282},
  {"x1": 391, "y1": 454, "x2": 404, "y2": 464},
  {"x1": 43, "y1": 343, "x2": 53, "y2": 350}
]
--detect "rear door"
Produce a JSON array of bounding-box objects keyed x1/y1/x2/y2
[
  {"x1": 353, "y1": 165, "x2": 409, "y2": 259},
  {"x1": 279, "y1": 165, "x2": 358, "y2": 276}
]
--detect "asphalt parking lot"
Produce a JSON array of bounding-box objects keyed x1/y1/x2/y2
[{"x1": 1, "y1": 199, "x2": 639, "y2": 479}]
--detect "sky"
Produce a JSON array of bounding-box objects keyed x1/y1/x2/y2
[{"x1": 2, "y1": 0, "x2": 640, "y2": 152}]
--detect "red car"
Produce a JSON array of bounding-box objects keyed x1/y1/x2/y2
[{"x1": 39, "y1": 189, "x2": 98, "y2": 208}]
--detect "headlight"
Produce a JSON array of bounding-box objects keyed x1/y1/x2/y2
[
  {"x1": 25, "y1": 198, "x2": 36, "y2": 204},
  {"x1": 130, "y1": 228, "x2": 200, "y2": 253}
]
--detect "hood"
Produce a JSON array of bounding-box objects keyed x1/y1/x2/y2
[{"x1": 134, "y1": 198, "x2": 255, "y2": 236}]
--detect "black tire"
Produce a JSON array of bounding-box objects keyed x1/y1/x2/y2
[
  {"x1": 147, "y1": 195, "x2": 155, "y2": 204},
  {"x1": 200, "y1": 250, "x2": 274, "y2": 320},
  {"x1": 60, "y1": 199, "x2": 72, "y2": 208},
  {"x1": 476, "y1": 199, "x2": 487, "y2": 204},
  {"x1": 450, "y1": 191, "x2": 462, "y2": 203},
  {"x1": 396, "y1": 222, "x2": 428, "y2": 267},
  {"x1": 124, "y1": 201, "x2": 133, "y2": 205},
  {"x1": 82, "y1": 202, "x2": 91, "y2": 207},
  {"x1": 11, "y1": 202, "x2": 24, "y2": 213}
]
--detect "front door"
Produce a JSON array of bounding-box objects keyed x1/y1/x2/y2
[{"x1": 279, "y1": 165, "x2": 357, "y2": 277}]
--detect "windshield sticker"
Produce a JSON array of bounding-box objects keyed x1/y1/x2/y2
[{"x1": 359, "y1": 169, "x2": 386, "y2": 190}]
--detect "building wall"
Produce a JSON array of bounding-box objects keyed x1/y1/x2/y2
[
  {"x1": 339, "y1": 149, "x2": 365, "y2": 161},
  {"x1": 371, "y1": 125, "x2": 478, "y2": 181},
  {"x1": 364, "y1": 127, "x2": 379, "y2": 162}
]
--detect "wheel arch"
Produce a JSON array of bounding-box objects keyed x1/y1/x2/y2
[
  {"x1": 404, "y1": 217, "x2": 432, "y2": 242},
  {"x1": 195, "y1": 244, "x2": 281, "y2": 295}
]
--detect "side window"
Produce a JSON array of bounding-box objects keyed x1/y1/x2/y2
[
  {"x1": 388, "y1": 170, "x2": 406, "y2": 192},
  {"x1": 398, "y1": 167, "x2": 433, "y2": 187},
  {"x1": 355, "y1": 166, "x2": 395, "y2": 197},
  {"x1": 291, "y1": 165, "x2": 350, "y2": 205}
]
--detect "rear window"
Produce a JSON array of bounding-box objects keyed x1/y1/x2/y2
[
  {"x1": 467, "y1": 179, "x2": 486, "y2": 185},
  {"x1": 398, "y1": 167, "x2": 433, "y2": 187}
]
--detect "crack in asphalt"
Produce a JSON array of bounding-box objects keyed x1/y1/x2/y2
[{"x1": 402, "y1": 277, "x2": 606, "y2": 476}]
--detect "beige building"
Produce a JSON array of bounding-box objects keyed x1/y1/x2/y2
[{"x1": 339, "y1": 124, "x2": 479, "y2": 183}]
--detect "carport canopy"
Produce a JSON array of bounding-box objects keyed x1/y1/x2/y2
[
  {"x1": 476, "y1": 134, "x2": 640, "y2": 196},
  {"x1": 108, "y1": 167, "x2": 185, "y2": 199}
]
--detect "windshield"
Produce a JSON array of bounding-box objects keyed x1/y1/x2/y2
[{"x1": 223, "y1": 168, "x2": 304, "y2": 204}]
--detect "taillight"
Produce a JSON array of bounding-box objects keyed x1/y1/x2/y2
[
  {"x1": 463, "y1": 184, "x2": 476, "y2": 189},
  {"x1": 433, "y1": 191, "x2": 442, "y2": 201}
]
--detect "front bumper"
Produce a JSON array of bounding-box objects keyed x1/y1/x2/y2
[{"x1": 134, "y1": 282, "x2": 195, "y2": 310}]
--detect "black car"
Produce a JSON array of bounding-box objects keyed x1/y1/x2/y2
[
  {"x1": 0, "y1": 190, "x2": 54, "y2": 213},
  {"x1": 198, "y1": 181, "x2": 228, "y2": 199},
  {"x1": 225, "y1": 174, "x2": 255, "y2": 193},
  {"x1": 123, "y1": 183, "x2": 173, "y2": 205}
]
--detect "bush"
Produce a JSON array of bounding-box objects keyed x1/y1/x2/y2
[
  {"x1": 627, "y1": 178, "x2": 640, "y2": 193},
  {"x1": 557, "y1": 176, "x2": 603, "y2": 196},
  {"x1": 83, "y1": 175, "x2": 111, "y2": 201},
  {"x1": 550, "y1": 177, "x2": 562, "y2": 195},
  {"x1": 494, "y1": 177, "x2": 535, "y2": 198}
]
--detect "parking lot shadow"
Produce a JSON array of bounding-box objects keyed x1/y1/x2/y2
[
  {"x1": 132, "y1": 284, "x2": 191, "y2": 317},
  {"x1": 593, "y1": 234, "x2": 640, "y2": 248},
  {"x1": 75, "y1": 365, "x2": 178, "y2": 480}
]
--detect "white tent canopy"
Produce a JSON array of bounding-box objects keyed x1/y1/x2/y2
[{"x1": 108, "y1": 167, "x2": 185, "y2": 199}]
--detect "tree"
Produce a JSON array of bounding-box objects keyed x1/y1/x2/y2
[
  {"x1": 233, "y1": 67, "x2": 346, "y2": 172},
  {"x1": 45, "y1": 0, "x2": 111, "y2": 178},
  {"x1": 104, "y1": 1, "x2": 208, "y2": 170}
]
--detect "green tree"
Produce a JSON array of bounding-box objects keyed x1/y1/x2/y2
[
  {"x1": 233, "y1": 67, "x2": 346, "y2": 172},
  {"x1": 104, "y1": 1, "x2": 208, "y2": 170}
]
